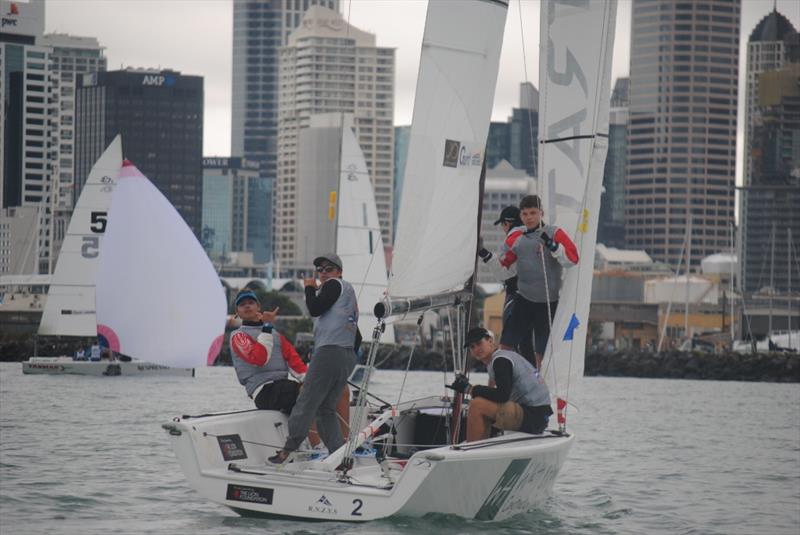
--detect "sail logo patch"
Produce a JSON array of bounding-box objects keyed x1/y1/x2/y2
[
  {"x1": 226, "y1": 484, "x2": 273, "y2": 505},
  {"x1": 443, "y1": 139, "x2": 461, "y2": 167},
  {"x1": 217, "y1": 434, "x2": 247, "y2": 461}
]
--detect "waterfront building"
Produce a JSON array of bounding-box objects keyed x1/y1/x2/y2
[
  {"x1": 626, "y1": 0, "x2": 740, "y2": 269},
  {"x1": 598, "y1": 78, "x2": 629, "y2": 249},
  {"x1": 231, "y1": 0, "x2": 339, "y2": 262},
  {"x1": 739, "y1": 9, "x2": 799, "y2": 294},
  {"x1": 75, "y1": 69, "x2": 204, "y2": 236},
  {"x1": 275, "y1": 5, "x2": 394, "y2": 273}
]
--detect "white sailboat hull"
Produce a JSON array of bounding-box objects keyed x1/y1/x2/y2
[
  {"x1": 163, "y1": 398, "x2": 572, "y2": 521},
  {"x1": 22, "y1": 356, "x2": 194, "y2": 377}
]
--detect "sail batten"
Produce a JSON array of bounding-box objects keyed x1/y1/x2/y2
[
  {"x1": 539, "y1": 0, "x2": 617, "y2": 413},
  {"x1": 387, "y1": 0, "x2": 508, "y2": 304}
]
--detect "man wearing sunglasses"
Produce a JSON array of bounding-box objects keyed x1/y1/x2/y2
[
  {"x1": 269, "y1": 253, "x2": 360, "y2": 464},
  {"x1": 448, "y1": 327, "x2": 553, "y2": 442}
]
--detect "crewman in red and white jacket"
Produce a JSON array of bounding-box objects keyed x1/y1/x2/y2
[
  {"x1": 494, "y1": 194, "x2": 579, "y2": 369},
  {"x1": 229, "y1": 290, "x2": 307, "y2": 413}
]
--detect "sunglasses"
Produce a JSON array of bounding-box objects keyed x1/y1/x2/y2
[{"x1": 316, "y1": 265, "x2": 338, "y2": 273}]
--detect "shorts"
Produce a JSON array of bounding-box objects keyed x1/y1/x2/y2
[
  {"x1": 494, "y1": 401, "x2": 552, "y2": 435},
  {"x1": 254, "y1": 379, "x2": 301, "y2": 414}
]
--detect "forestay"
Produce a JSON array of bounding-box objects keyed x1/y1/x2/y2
[
  {"x1": 388, "y1": 0, "x2": 508, "y2": 301},
  {"x1": 95, "y1": 162, "x2": 227, "y2": 368},
  {"x1": 335, "y1": 122, "x2": 396, "y2": 343},
  {"x1": 538, "y1": 0, "x2": 617, "y2": 413},
  {"x1": 39, "y1": 136, "x2": 122, "y2": 337}
]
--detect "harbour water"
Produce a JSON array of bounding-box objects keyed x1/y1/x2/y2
[{"x1": 0, "y1": 362, "x2": 797, "y2": 534}]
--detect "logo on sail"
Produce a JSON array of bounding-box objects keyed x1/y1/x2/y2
[
  {"x1": 443, "y1": 139, "x2": 482, "y2": 168},
  {"x1": 443, "y1": 139, "x2": 461, "y2": 167}
]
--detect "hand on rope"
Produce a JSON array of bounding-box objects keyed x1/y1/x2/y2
[{"x1": 540, "y1": 232, "x2": 559, "y2": 253}]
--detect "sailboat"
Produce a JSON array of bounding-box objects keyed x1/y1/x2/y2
[
  {"x1": 21, "y1": 137, "x2": 194, "y2": 377},
  {"x1": 162, "y1": 0, "x2": 615, "y2": 521}
]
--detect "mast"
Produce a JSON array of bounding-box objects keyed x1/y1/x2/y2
[
  {"x1": 769, "y1": 221, "x2": 776, "y2": 334},
  {"x1": 730, "y1": 223, "x2": 735, "y2": 342},
  {"x1": 684, "y1": 216, "x2": 692, "y2": 341},
  {"x1": 788, "y1": 227, "x2": 793, "y2": 349}
]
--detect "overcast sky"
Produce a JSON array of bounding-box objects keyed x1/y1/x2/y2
[{"x1": 46, "y1": 0, "x2": 800, "y2": 182}]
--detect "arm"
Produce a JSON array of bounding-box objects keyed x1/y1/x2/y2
[
  {"x1": 305, "y1": 279, "x2": 342, "y2": 317},
  {"x1": 551, "y1": 227, "x2": 579, "y2": 267},
  {"x1": 470, "y1": 357, "x2": 513, "y2": 403},
  {"x1": 498, "y1": 229, "x2": 523, "y2": 269},
  {"x1": 279, "y1": 334, "x2": 308, "y2": 374}
]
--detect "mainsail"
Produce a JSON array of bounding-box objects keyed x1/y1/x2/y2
[
  {"x1": 38, "y1": 136, "x2": 122, "y2": 337},
  {"x1": 386, "y1": 0, "x2": 509, "y2": 306},
  {"x1": 538, "y1": 0, "x2": 617, "y2": 414},
  {"x1": 95, "y1": 162, "x2": 228, "y2": 368},
  {"x1": 335, "y1": 121, "x2": 395, "y2": 343}
]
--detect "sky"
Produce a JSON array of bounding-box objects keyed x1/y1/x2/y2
[{"x1": 46, "y1": 0, "x2": 800, "y2": 183}]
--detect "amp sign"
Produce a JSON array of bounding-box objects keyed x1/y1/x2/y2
[{"x1": 142, "y1": 75, "x2": 176, "y2": 87}]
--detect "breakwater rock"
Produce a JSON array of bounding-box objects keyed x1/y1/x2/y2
[{"x1": 585, "y1": 350, "x2": 800, "y2": 382}]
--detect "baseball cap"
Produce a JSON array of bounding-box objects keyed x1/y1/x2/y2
[
  {"x1": 493, "y1": 205, "x2": 520, "y2": 225},
  {"x1": 313, "y1": 253, "x2": 343, "y2": 271},
  {"x1": 464, "y1": 327, "x2": 494, "y2": 347},
  {"x1": 234, "y1": 290, "x2": 260, "y2": 307}
]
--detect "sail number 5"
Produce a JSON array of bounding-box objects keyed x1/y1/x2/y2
[{"x1": 81, "y1": 211, "x2": 107, "y2": 258}]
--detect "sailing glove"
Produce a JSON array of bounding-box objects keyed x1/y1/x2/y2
[
  {"x1": 540, "y1": 232, "x2": 559, "y2": 253},
  {"x1": 447, "y1": 373, "x2": 471, "y2": 394},
  {"x1": 478, "y1": 248, "x2": 492, "y2": 262}
]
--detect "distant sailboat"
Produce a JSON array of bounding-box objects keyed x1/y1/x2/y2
[
  {"x1": 95, "y1": 161, "x2": 228, "y2": 369},
  {"x1": 162, "y1": 0, "x2": 616, "y2": 521},
  {"x1": 22, "y1": 137, "x2": 194, "y2": 377}
]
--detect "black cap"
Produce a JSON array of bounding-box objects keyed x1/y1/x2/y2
[
  {"x1": 493, "y1": 205, "x2": 520, "y2": 226},
  {"x1": 464, "y1": 327, "x2": 494, "y2": 347},
  {"x1": 313, "y1": 253, "x2": 343, "y2": 270}
]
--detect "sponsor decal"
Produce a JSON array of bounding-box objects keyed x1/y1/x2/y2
[
  {"x1": 226, "y1": 484, "x2": 274, "y2": 505},
  {"x1": 1, "y1": 3, "x2": 17, "y2": 27},
  {"x1": 443, "y1": 139, "x2": 460, "y2": 168},
  {"x1": 217, "y1": 434, "x2": 247, "y2": 461},
  {"x1": 28, "y1": 363, "x2": 66, "y2": 371},
  {"x1": 563, "y1": 313, "x2": 580, "y2": 341},
  {"x1": 308, "y1": 494, "x2": 338, "y2": 515},
  {"x1": 60, "y1": 309, "x2": 94, "y2": 315},
  {"x1": 345, "y1": 163, "x2": 358, "y2": 181},
  {"x1": 136, "y1": 364, "x2": 169, "y2": 371},
  {"x1": 474, "y1": 458, "x2": 531, "y2": 521}
]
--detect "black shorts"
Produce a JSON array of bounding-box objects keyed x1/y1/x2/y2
[
  {"x1": 520, "y1": 404, "x2": 553, "y2": 434},
  {"x1": 254, "y1": 379, "x2": 301, "y2": 414}
]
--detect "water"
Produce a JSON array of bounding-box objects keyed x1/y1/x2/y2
[{"x1": 1, "y1": 363, "x2": 798, "y2": 534}]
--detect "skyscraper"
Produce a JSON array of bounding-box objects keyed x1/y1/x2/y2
[
  {"x1": 231, "y1": 0, "x2": 339, "y2": 263},
  {"x1": 39, "y1": 33, "x2": 106, "y2": 260},
  {"x1": 598, "y1": 78, "x2": 629, "y2": 249},
  {"x1": 75, "y1": 69, "x2": 204, "y2": 235},
  {"x1": 0, "y1": 0, "x2": 54, "y2": 273},
  {"x1": 626, "y1": 0, "x2": 740, "y2": 269},
  {"x1": 740, "y1": 9, "x2": 799, "y2": 294},
  {"x1": 275, "y1": 5, "x2": 394, "y2": 273},
  {"x1": 484, "y1": 82, "x2": 538, "y2": 178}
]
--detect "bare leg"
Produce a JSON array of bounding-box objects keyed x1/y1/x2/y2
[{"x1": 466, "y1": 397, "x2": 498, "y2": 442}]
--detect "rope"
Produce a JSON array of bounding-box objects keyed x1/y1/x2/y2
[{"x1": 395, "y1": 315, "x2": 424, "y2": 407}]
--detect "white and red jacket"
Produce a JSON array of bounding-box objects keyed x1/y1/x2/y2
[
  {"x1": 230, "y1": 322, "x2": 307, "y2": 397},
  {"x1": 497, "y1": 223, "x2": 578, "y2": 303}
]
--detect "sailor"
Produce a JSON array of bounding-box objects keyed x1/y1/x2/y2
[
  {"x1": 495, "y1": 194, "x2": 578, "y2": 369},
  {"x1": 269, "y1": 253, "x2": 359, "y2": 464},
  {"x1": 448, "y1": 327, "x2": 552, "y2": 441},
  {"x1": 477, "y1": 204, "x2": 524, "y2": 331},
  {"x1": 229, "y1": 290, "x2": 308, "y2": 413}
]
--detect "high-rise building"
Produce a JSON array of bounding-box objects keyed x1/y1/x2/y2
[
  {"x1": 39, "y1": 33, "x2": 106, "y2": 261},
  {"x1": 74, "y1": 69, "x2": 204, "y2": 235},
  {"x1": 599, "y1": 78, "x2": 629, "y2": 249},
  {"x1": 201, "y1": 157, "x2": 262, "y2": 262},
  {"x1": 740, "y1": 9, "x2": 799, "y2": 294},
  {"x1": 740, "y1": 64, "x2": 800, "y2": 294},
  {"x1": 485, "y1": 121, "x2": 510, "y2": 171},
  {"x1": 484, "y1": 83, "x2": 538, "y2": 178},
  {"x1": 0, "y1": 206, "x2": 39, "y2": 275},
  {"x1": 275, "y1": 5, "x2": 394, "y2": 273},
  {"x1": 231, "y1": 0, "x2": 339, "y2": 263},
  {"x1": 626, "y1": 0, "x2": 740, "y2": 269},
  {"x1": 0, "y1": 0, "x2": 54, "y2": 274}
]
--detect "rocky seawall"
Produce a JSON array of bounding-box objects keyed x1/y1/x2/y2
[{"x1": 2, "y1": 334, "x2": 797, "y2": 382}]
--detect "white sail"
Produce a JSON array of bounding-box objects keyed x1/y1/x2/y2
[
  {"x1": 335, "y1": 122, "x2": 395, "y2": 343},
  {"x1": 38, "y1": 136, "x2": 122, "y2": 337},
  {"x1": 388, "y1": 0, "x2": 508, "y2": 300},
  {"x1": 95, "y1": 162, "x2": 228, "y2": 368},
  {"x1": 539, "y1": 0, "x2": 617, "y2": 411}
]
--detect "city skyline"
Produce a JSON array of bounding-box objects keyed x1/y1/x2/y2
[{"x1": 45, "y1": 0, "x2": 798, "y2": 187}]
